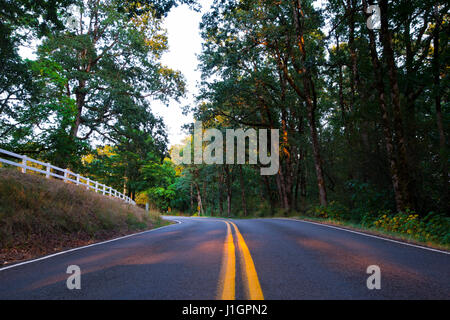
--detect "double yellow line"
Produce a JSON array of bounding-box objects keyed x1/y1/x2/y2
[{"x1": 218, "y1": 221, "x2": 264, "y2": 300}]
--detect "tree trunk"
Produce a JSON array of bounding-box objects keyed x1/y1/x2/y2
[
  {"x1": 290, "y1": 0, "x2": 328, "y2": 206},
  {"x1": 190, "y1": 183, "x2": 194, "y2": 213},
  {"x1": 379, "y1": 0, "x2": 414, "y2": 210},
  {"x1": 218, "y1": 167, "x2": 224, "y2": 216},
  {"x1": 263, "y1": 175, "x2": 275, "y2": 215},
  {"x1": 239, "y1": 166, "x2": 248, "y2": 216},
  {"x1": 307, "y1": 105, "x2": 328, "y2": 206},
  {"x1": 202, "y1": 180, "x2": 207, "y2": 215},
  {"x1": 225, "y1": 165, "x2": 232, "y2": 217},
  {"x1": 433, "y1": 7, "x2": 449, "y2": 209},
  {"x1": 195, "y1": 182, "x2": 204, "y2": 216},
  {"x1": 123, "y1": 175, "x2": 128, "y2": 195},
  {"x1": 363, "y1": 0, "x2": 407, "y2": 212}
]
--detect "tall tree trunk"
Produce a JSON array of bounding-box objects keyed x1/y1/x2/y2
[
  {"x1": 239, "y1": 166, "x2": 248, "y2": 216},
  {"x1": 263, "y1": 175, "x2": 275, "y2": 215},
  {"x1": 379, "y1": 0, "x2": 414, "y2": 210},
  {"x1": 299, "y1": 149, "x2": 307, "y2": 201},
  {"x1": 195, "y1": 182, "x2": 204, "y2": 216},
  {"x1": 362, "y1": 0, "x2": 407, "y2": 212},
  {"x1": 307, "y1": 104, "x2": 328, "y2": 206},
  {"x1": 225, "y1": 165, "x2": 232, "y2": 217},
  {"x1": 202, "y1": 180, "x2": 207, "y2": 215},
  {"x1": 347, "y1": 0, "x2": 359, "y2": 110},
  {"x1": 279, "y1": 70, "x2": 293, "y2": 212},
  {"x1": 123, "y1": 175, "x2": 128, "y2": 195},
  {"x1": 190, "y1": 183, "x2": 194, "y2": 213},
  {"x1": 218, "y1": 166, "x2": 224, "y2": 216},
  {"x1": 336, "y1": 33, "x2": 354, "y2": 181},
  {"x1": 433, "y1": 7, "x2": 449, "y2": 209},
  {"x1": 292, "y1": 148, "x2": 302, "y2": 210},
  {"x1": 290, "y1": 0, "x2": 328, "y2": 206}
]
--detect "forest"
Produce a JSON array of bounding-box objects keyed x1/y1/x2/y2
[{"x1": 0, "y1": 0, "x2": 448, "y2": 243}]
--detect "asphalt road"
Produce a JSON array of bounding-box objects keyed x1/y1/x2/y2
[{"x1": 0, "y1": 216, "x2": 449, "y2": 299}]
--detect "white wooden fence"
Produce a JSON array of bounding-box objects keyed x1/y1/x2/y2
[{"x1": 0, "y1": 148, "x2": 135, "y2": 205}]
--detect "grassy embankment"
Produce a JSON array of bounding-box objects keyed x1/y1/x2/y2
[{"x1": 0, "y1": 168, "x2": 166, "y2": 265}]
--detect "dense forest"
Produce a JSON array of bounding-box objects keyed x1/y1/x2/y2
[{"x1": 1, "y1": 0, "x2": 448, "y2": 228}]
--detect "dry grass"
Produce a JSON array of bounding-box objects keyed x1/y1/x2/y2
[{"x1": 0, "y1": 168, "x2": 162, "y2": 265}]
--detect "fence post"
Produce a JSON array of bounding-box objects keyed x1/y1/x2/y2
[
  {"x1": 86, "y1": 177, "x2": 90, "y2": 190},
  {"x1": 64, "y1": 169, "x2": 68, "y2": 182},
  {"x1": 46, "y1": 164, "x2": 50, "y2": 178},
  {"x1": 95, "y1": 181, "x2": 98, "y2": 193},
  {"x1": 103, "y1": 184, "x2": 106, "y2": 195},
  {"x1": 76, "y1": 174, "x2": 80, "y2": 185},
  {"x1": 22, "y1": 156, "x2": 27, "y2": 173}
]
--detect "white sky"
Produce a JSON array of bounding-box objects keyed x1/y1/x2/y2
[{"x1": 151, "y1": 0, "x2": 214, "y2": 146}]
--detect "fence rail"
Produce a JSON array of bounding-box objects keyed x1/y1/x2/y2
[{"x1": 0, "y1": 148, "x2": 135, "y2": 205}]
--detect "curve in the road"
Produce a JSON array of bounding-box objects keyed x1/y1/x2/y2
[{"x1": 0, "y1": 216, "x2": 448, "y2": 300}]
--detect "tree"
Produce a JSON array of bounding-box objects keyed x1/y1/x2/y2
[{"x1": 2, "y1": 0, "x2": 185, "y2": 169}]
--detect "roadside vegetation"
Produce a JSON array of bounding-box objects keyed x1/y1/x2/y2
[
  {"x1": 295, "y1": 203, "x2": 450, "y2": 250},
  {"x1": 0, "y1": 168, "x2": 163, "y2": 265}
]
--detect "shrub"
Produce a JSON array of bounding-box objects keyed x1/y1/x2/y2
[
  {"x1": 346, "y1": 180, "x2": 394, "y2": 220},
  {"x1": 254, "y1": 200, "x2": 272, "y2": 217},
  {"x1": 306, "y1": 201, "x2": 350, "y2": 222},
  {"x1": 371, "y1": 210, "x2": 450, "y2": 244}
]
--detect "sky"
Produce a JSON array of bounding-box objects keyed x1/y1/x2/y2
[{"x1": 150, "y1": 0, "x2": 214, "y2": 146}]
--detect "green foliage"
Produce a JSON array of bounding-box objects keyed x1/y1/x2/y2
[
  {"x1": 346, "y1": 180, "x2": 394, "y2": 220},
  {"x1": 0, "y1": 0, "x2": 75, "y2": 148},
  {"x1": 306, "y1": 201, "x2": 351, "y2": 222},
  {"x1": 371, "y1": 210, "x2": 450, "y2": 245},
  {"x1": 143, "y1": 159, "x2": 177, "y2": 211}
]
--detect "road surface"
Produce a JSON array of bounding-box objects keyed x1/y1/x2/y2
[{"x1": 0, "y1": 216, "x2": 449, "y2": 299}]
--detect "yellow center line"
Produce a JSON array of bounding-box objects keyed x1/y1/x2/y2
[
  {"x1": 218, "y1": 221, "x2": 236, "y2": 300},
  {"x1": 229, "y1": 221, "x2": 264, "y2": 300}
]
